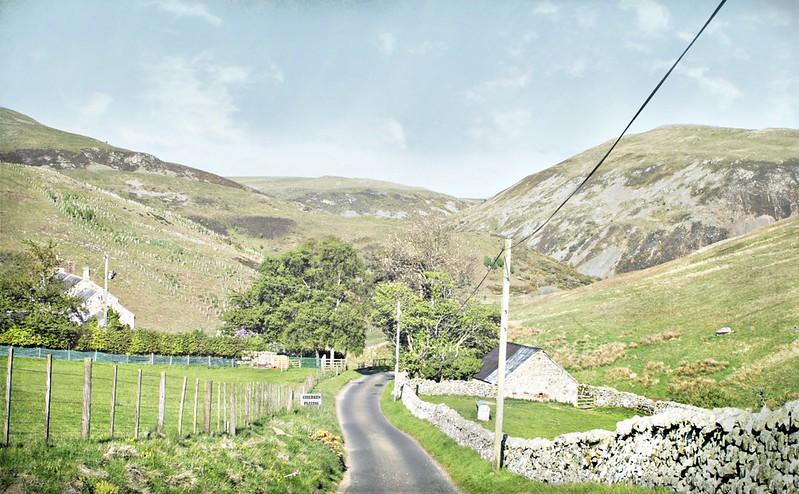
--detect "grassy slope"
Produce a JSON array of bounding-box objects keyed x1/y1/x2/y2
[
  {"x1": 0, "y1": 364, "x2": 359, "y2": 493},
  {"x1": 0, "y1": 108, "x2": 121, "y2": 153},
  {"x1": 422, "y1": 395, "x2": 636, "y2": 440},
  {"x1": 0, "y1": 163, "x2": 258, "y2": 331},
  {"x1": 508, "y1": 215, "x2": 799, "y2": 408},
  {"x1": 0, "y1": 355, "x2": 316, "y2": 440},
  {"x1": 380, "y1": 383, "x2": 660, "y2": 494},
  {"x1": 459, "y1": 125, "x2": 799, "y2": 277},
  {"x1": 233, "y1": 175, "x2": 470, "y2": 218}
]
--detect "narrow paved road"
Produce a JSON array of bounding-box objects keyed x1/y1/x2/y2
[{"x1": 337, "y1": 371, "x2": 458, "y2": 494}]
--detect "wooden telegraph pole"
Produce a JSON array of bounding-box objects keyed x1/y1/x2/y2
[
  {"x1": 493, "y1": 238, "x2": 512, "y2": 471},
  {"x1": 393, "y1": 300, "x2": 401, "y2": 400}
]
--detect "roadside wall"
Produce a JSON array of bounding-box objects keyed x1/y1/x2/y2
[{"x1": 396, "y1": 373, "x2": 799, "y2": 493}]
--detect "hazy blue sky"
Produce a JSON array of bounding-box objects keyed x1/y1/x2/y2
[{"x1": 1, "y1": 0, "x2": 796, "y2": 197}]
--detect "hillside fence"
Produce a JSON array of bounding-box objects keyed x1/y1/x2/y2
[
  {"x1": 1, "y1": 347, "x2": 320, "y2": 446},
  {"x1": 0, "y1": 345, "x2": 239, "y2": 368}
]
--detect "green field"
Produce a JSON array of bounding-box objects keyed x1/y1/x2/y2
[
  {"x1": 381, "y1": 383, "x2": 661, "y2": 494},
  {"x1": 0, "y1": 355, "x2": 316, "y2": 443},
  {"x1": 508, "y1": 216, "x2": 799, "y2": 408},
  {"x1": 422, "y1": 395, "x2": 637, "y2": 440},
  {"x1": 0, "y1": 360, "x2": 358, "y2": 493}
]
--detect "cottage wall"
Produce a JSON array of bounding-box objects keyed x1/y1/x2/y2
[{"x1": 505, "y1": 352, "x2": 578, "y2": 404}]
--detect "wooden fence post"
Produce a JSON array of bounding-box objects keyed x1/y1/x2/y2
[
  {"x1": 222, "y1": 382, "x2": 227, "y2": 433},
  {"x1": 134, "y1": 369, "x2": 142, "y2": 440},
  {"x1": 158, "y1": 371, "x2": 166, "y2": 434},
  {"x1": 203, "y1": 381, "x2": 212, "y2": 434},
  {"x1": 245, "y1": 384, "x2": 251, "y2": 426},
  {"x1": 216, "y1": 382, "x2": 221, "y2": 432},
  {"x1": 230, "y1": 385, "x2": 236, "y2": 436},
  {"x1": 44, "y1": 354, "x2": 52, "y2": 443},
  {"x1": 81, "y1": 358, "x2": 92, "y2": 439},
  {"x1": 193, "y1": 378, "x2": 199, "y2": 434},
  {"x1": 4, "y1": 347, "x2": 13, "y2": 446},
  {"x1": 110, "y1": 365, "x2": 118, "y2": 439},
  {"x1": 178, "y1": 376, "x2": 188, "y2": 436}
]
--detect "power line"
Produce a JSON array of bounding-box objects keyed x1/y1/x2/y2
[{"x1": 460, "y1": 0, "x2": 728, "y2": 309}]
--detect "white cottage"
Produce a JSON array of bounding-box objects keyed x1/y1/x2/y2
[
  {"x1": 55, "y1": 267, "x2": 136, "y2": 328},
  {"x1": 474, "y1": 342, "x2": 578, "y2": 405}
]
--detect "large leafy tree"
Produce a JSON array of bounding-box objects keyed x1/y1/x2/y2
[
  {"x1": 0, "y1": 241, "x2": 81, "y2": 348},
  {"x1": 370, "y1": 273, "x2": 499, "y2": 381},
  {"x1": 222, "y1": 238, "x2": 369, "y2": 355}
]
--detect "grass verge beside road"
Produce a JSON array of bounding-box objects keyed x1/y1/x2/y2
[
  {"x1": 380, "y1": 382, "x2": 660, "y2": 494},
  {"x1": 0, "y1": 366, "x2": 359, "y2": 493},
  {"x1": 423, "y1": 394, "x2": 637, "y2": 439}
]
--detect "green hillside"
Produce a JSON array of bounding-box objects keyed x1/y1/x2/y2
[
  {"x1": 234, "y1": 175, "x2": 472, "y2": 219},
  {"x1": 509, "y1": 215, "x2": 799, "y2": 408},
  {"x1": 0, "y1": 108, "x2": 592, "y2": 333},
  {"x1": 459, "y1": 125, "x2": 799, "y2": 278},
  {"x1": 0, "y1": 108, "x2": 121, "y2": 153}
]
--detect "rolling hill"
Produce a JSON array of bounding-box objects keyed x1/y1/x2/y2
[
  {"x1": 0, "y1": 108, "x2": 592, "y2": 332},
  {"x1": 458, "y1": 125, "x2": 799, "y2": 278},
  {"x1": 233, "y1": 175, "x2": 473, "y2": 219},
  {"x1": 509, "y1": 214, "x2": 799, "y2": 408}
]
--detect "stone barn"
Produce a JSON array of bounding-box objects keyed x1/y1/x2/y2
[{"x1": 474, "y1": 342, "x2": 577, "y2": 405}]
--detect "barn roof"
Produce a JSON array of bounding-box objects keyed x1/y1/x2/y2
[{"x1": 474, "y1": 342, "x2": 541, "y2": 384}]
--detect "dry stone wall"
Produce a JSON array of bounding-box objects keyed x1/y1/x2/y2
[
  {"x1": 396, "y1": 374, "x2": 799, "y2": 493},
  {"x1": 402, "y1": 376, "x2": 495, "y2": 398},
  {"x1": 580, "y1": 384, "x2": 703, "y2": 415}
]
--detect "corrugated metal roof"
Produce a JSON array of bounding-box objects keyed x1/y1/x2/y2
[{"x1": 474, "y1": 342, "x2": 540, "y2": 384}]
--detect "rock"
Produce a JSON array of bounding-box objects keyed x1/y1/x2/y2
[
  {"x1": 77, "y1": 464, "x2": 109, "y2": 480},
  {"x1": 103, "y1": 444, "x2": 139, "y2": 460},
  {"x1": 716, "y1": 327, "x2": 732, "y2": 336}
]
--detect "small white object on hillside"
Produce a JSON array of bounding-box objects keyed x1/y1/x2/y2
[{"x1": 716, "y1": 327, "x2": 733, "y2": 336}]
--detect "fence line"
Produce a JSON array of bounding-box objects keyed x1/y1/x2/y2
[
  {"x1": 0, "y1": 345, "x2": 238, "y2": 368},
  {"x1": 0, "y1": 348, "x2": 321, "y2": 445}
]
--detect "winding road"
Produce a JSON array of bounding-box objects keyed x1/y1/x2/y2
[{"x1": 337, "y1": 371, "x2": 458, "y2": 494}]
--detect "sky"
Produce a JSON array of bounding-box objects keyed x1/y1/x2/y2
[{"x1": 0, "y1": 0, "x2": 797, "y2": 198}]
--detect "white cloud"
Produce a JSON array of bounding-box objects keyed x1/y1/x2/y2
[
  {"x1": 408, "y1": 41, "x2": 446, "y2": 56},
  {"x1": 466, "y1": 67, "x2": 532, "y2": 101},
  {"x1": 122, "y1": 54, "x2": 250, "y2": 148},
  {"x1": 153, "y1": 0, "x2": 222, "y2": 26},
  {"x1": 767, "y1": 76, "x2": 798, "y2": 126},
  {"x1": 508, "y1": 32, "x2": 538, "y2": 58},
  {"x1": 619, "y1": 0, "x2": 670, "y2": 35},
  {"x1": 267, "y1": 63, "x2": 285, "y2": 84},
  {"x1": 469, "y1": 109, "x2": 532, "y2": 144},
  {"x1": 575, "y1": 7, "x2": 598, "y2": 28},
  {"x1": 679, "y1": 65, "x2": 743, "y2": 109},
  {"x1": 378, "y1": 32, "x2": 396, "y2": 56},
  {"x1": 532, "y1": 1, "x2": 558, "y2": 16},
  {"x1": 78, "y1": 92, "x2": 113, "y2": 119},
  {"x1": 384, "y1": 118, "x2": 407, "y2": 149},
  {"x1": 625, "y1": 41, "x2": 652, "y2": 54}
]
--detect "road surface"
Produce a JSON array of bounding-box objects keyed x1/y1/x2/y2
[{"x1": 337, "y1": 371, "x2": 458, "y2": 493}]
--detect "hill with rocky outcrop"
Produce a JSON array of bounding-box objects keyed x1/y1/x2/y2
[
  {"x1": 457, "y1": 125, "x2": 799, "y2": 277},
  {"x1": 234, "y1": 175, "x2": 474, "y2": 219}
]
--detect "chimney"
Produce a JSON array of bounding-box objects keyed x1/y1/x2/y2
[{"x1": 83, "y1": 266, "x2": 90, "y2": 281}]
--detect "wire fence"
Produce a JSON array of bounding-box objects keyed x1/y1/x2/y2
[
  {"x1": 1, "y1": 345, "x2": 238, "y2": 367},
  {"x1": 0, "y1": 347, "x2": 321, "y2": 445}
]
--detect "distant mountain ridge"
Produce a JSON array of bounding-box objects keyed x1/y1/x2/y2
[
  {"x1": 234, "y1": 175, "x2": 472, "y2": 219},
  {"x1": 458, "y1": 125, "x2": 799, "y2": 277},
  {"x1": 0, "y1": 107, "x2": 248, "y2": 190}
]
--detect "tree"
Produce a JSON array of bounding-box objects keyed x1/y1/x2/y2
[
  {"x1": 0, "y1": 242, "x2": 81, "y2": 348},
  {"x1": 222, "y1": 238, "x2": 369, "y2": 355},
  {"x1": 370, "y1": 217, "x2": 475, "y2": 298},
  {"x1": 369, "y1": 273, "x2": 499, "y2": 381}
]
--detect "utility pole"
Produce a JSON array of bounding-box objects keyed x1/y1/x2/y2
[
  {"x1": 393, "y1": 299, "x2": 401, "y2": 400},
  {"x1": 493, "y1": 238, "x2": 511, "y2": 471},
  {"x1": 102, "y1": 254, "x2": 110, "y2": 327}
]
